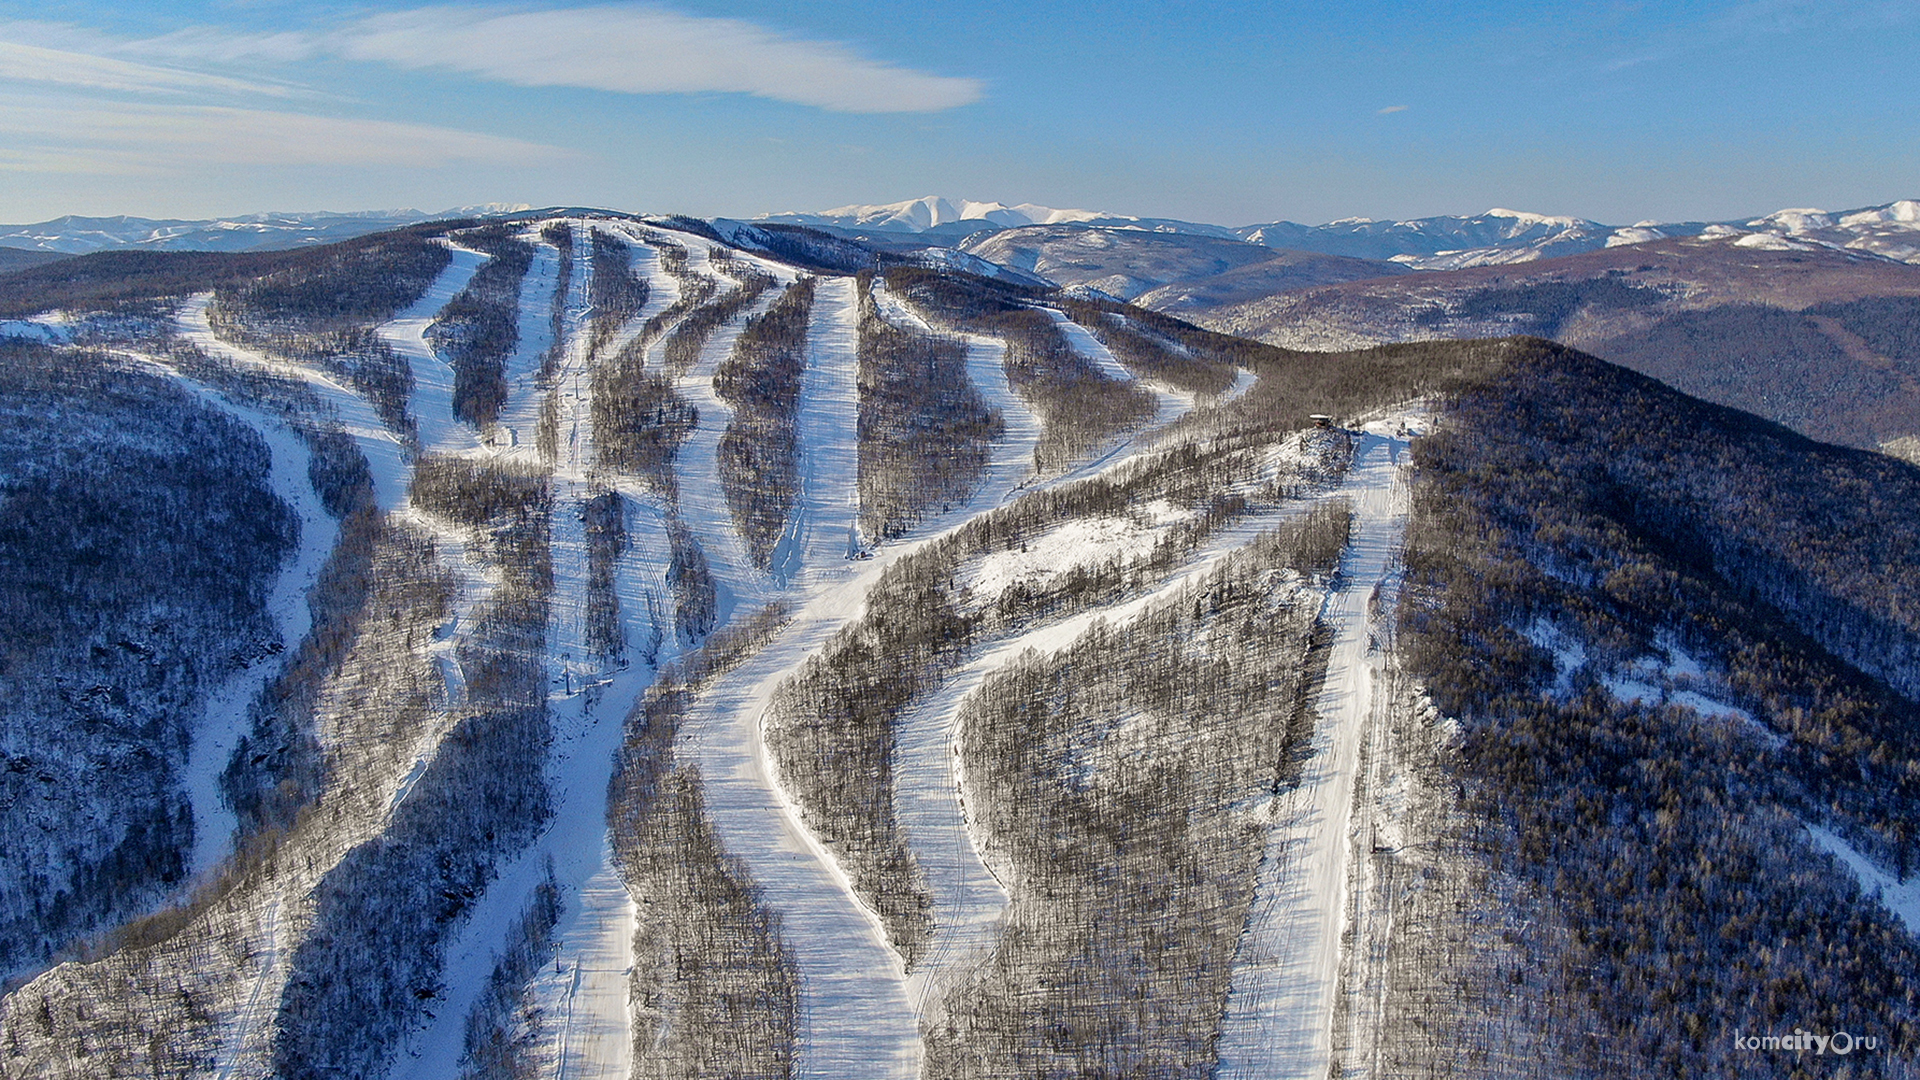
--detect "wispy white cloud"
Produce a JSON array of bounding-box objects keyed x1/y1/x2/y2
[
  {"x1": 0, "y1": 38, "x2": 300, "y2": 97},
  {"x1": 0, "y1": 90, "x2": 565, "y2": 174},
  {"x1": 1378, "y1": 104, "x2": 1408, "y2": 114},
  {"x1": 329, "y1": 5, "x2": 983, "y2": 113},
  {"x1": 0, "y1": 5, "x2": 982, "y2": 114}
]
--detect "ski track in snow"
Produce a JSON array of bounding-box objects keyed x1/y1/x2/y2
[
  {"x1": 115, "y1": 354, "x2": 341, "y2": 882},
  {"x1": 1040, "y1": 304, "x2": 1199, "y2": 426},
  {"x1": 395, "y1": 221, "x2": 656, "y2": 1080},
  {"x1": 897, "y1": 491, "x2": 1336, "y2": 1020},
  {"x1": 672, "y1": 280, "x2": 787, "y2": 616},
  {"x1": 1808, "y1": 825, "x2": 1920, "y2": 936},
  {"x1": 870, "y1": 278, "x2": 1041, "y2": 506},
  {"x1": 1214, "y1": 425, "x2": 1412, "y2": 1080},
  {"x1": 778, "y1": 276, "x2": 864, "y2": 577},
  {"x1": 671, "y1": 271, "x2": 932, "y2": 1080},
  {"x1": 491, "y1": 236, "x2": 563, "y2": 458},
  {"x1": 176, "y1": 293, "x2": 413, "y2": 515},
  {"x1": 382, "y1": 242, "x2": 488, "y2": 455}
]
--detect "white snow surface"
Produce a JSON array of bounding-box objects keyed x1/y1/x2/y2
[
  {"x1": 490, "y1": 235, "x2": 564, "y2": 457},
  {"x1": 115, "y1": 354, "x2": 342, "y2": 882},
  {"x1": 899, "y1": 488, "x2": 1343, "y2": 1023},
  {"x1": 1808, "y1": 825, "x2": 1920, "y2": 937},
  {"x1": 396, "y1": 221, "x2": 663, "y2": 1080},
  {"x1": 769, "y1": 196, "x2": 1109, "y2": 233},
  {"x1": 777, "y1": 275, "x2": 864, "y2": 578},
  {"x1": 871, "y1": 277, "x2": 1043, "y2": 503},
  {"x1": 380, "y1": 242, "x2": 488, "y2": 455},
  {"x1": 1214, "y1": 425, "x2": 1412, "y2": 1080},
  {"x1": 0, "y1": 315, "x2": 73, "y2": 342},
  {"x1": 176, "y1": 293, "x2": 413, "y2": 514},
  {"x1": 671, "y1": 276, "x2": 923, "y2": 1079}
]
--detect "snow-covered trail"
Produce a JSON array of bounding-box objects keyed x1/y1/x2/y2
[
  {"x1": 392, "y1": 222, "x2": 653, "y2": 1080},
  {"x1": 379, "y1": 243, "x2": 488, "y2": 455},
  {"x1": 773, "y1": 276, "x2": 863, "y2": 579},
  {"x1": 870, "y1": 278, "x2": 1041, "y2": 509},
  {"x1": 116, "y1": 354, "x2": 342, "y2": 882},
  {"x1": 672, "y1": 282, "x2": 787, "y2": 619},
  {"x1": 898, "y1": 484, "x2": 1349, "y2": 1020},
  {"x1": 668, "y1": 267, "x2": 928, "y2": 1079},
  {"x1": 1042, "y1": 305, "x2": 1199, "y2": 427},
  {"x1": 1214, "y1": 426, "x2": 1411, "y2": 1080},
  {"x1": 176, "y1": 294, "x2": 412, "y2": 514},
  {"x1": 493, "y1": 237, "x2": 564, "y2": 456},
  {"x1": 675, "y1": 597, "x2": 921, "y2": 1080},
  {"x1": 678, "y1": 293, "x2": 1260, "y2": 1074},
  {"x1": 1809, "y1": 825, "x2": 1920, "y2": 935}
]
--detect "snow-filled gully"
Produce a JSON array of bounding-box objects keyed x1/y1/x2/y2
[
  {"x1": 1214, "y1": 426, "x2": 1412, "y2": 1080},
  {"x1": 115, "y1": 355, "x2": 342, "y2": 882}
]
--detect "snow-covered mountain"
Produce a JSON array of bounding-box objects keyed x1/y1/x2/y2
[
  {"x1": 764, "y1": 195, "x2": 1920, "y2": 270},
  {"x1": 758, "y1": 195, "x2": 1238, "y2": 241},
  {"x1": 0, "y1": 205, "x2": 530, "y2": 254},
  {"x1": 770, "y1": 196, "x2": 1107, "y2": 232},
  {"x1": 1235, "y1": 207, "x2": 1633, "y2": 268},
  {"x1": 4, "y1": 209, "x2": 1920, "y2": 1079}
]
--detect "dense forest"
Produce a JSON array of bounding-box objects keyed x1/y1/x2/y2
[
  {"x1": 1388, "y1": 336, "x2": 1920, "y2": 1076},
  {"x1": 0, "y1": 344, "x2": 294, "y2": 982}
]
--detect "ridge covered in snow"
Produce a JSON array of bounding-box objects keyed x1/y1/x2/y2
[
  {"x1": 0, "y1": 205, "x2": 532, "y2": 254},
  {"x1": 758, "y1": 195, "x2": 1920, "y2": 271}
]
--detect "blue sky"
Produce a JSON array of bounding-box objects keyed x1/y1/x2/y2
[{"x1": 0, "y1": 0, "x2": 1914, "y2": 225}]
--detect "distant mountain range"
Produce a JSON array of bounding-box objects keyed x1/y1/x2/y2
[
  {"x1": 0, "y1": 205, "x2": 531, "y2": 255},
  {"x1": 9, "y1": 196, "x2": 1917, "y2": 273},
  {"x1": 762, "y1": 195, "x2": 1920, "y2": 270}
]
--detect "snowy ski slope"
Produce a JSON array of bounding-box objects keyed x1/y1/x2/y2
[{"x1": 57, "y1": 213, "x2": 1498, "y2": 1080}]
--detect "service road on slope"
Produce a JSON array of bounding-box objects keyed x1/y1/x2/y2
[{"x1": 1214, "y1": 420, "x2": 1413, "y2": 1080}]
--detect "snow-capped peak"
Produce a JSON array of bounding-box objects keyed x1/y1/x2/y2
[
  {"x1": 762, "y1": 196, "x2": 1115, "y2": 233},
  {"x1": 1484, "y1": 208, "x2": 1588, "y2": 230},
  {"x1": 1748, "y1": 208, "x2": 1834, "y2": 232},
  {"x1": 1839, "y1": 199, "x2": 1920, "y2": 227}
]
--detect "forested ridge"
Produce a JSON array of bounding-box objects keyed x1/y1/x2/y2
[
  {"x1": 4, "y1": 212, "x2": 1920, "y2": 1079},
  {"x1": 1387, "y1": 336, "x2": 1920, "y2": 1076}
]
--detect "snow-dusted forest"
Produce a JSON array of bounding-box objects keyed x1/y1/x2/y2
[{"x1": 2, "y1": 212, "x2": 1918, "y2": 1079}]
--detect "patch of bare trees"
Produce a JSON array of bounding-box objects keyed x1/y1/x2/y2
[
  {"x1": 608, "y1": 606, "x2": 797, "y2": 1080},
  {"x1": 854, "y1": 272, "x2": 1002, "y2": 538},
  {"x1": 924, "y1": 504, "x2": 1346, "y2": 1078},
  {"x1": 714, "y1": 277, "x2": 817, "y2": 567}
]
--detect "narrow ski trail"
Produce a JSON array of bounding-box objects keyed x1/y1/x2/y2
[
  {"x1": 670, "y1": 272, "x2": 926, "y2": 1080},
  {"x1": 671, "y1": 278, "x2": 788, "y2": 619},
  {"x1": 492, "y1": 238, "x2": 564, "y2": 457},
  {"x1": 397, "y1": 222, "x2": 691, "y2": 1080},
  {"x1": 115, "y1": 355, "x2": 342, "y2": 883},
  {"x1": 1042, "y1": 305, "x2": 1198, "y2": 426},
  {"x1": 1214, "y1": 423, "x2": 1412, "y2": 1080},
  {"x1": 381, "y1": 243, "x2": 488, "y2": 454},
  {"x1": 175, "y1": 293, "x2": 412, "y2": 513},
  {"x1": 869, "y1": 278, "x2": 1039, "y2": 507},
  {"x1": 894, "y1": 459, "x2": 1348, "y2": 1022},
  {"x1": 781, "y1": 276, "x2": 864, "y2": 577}
]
